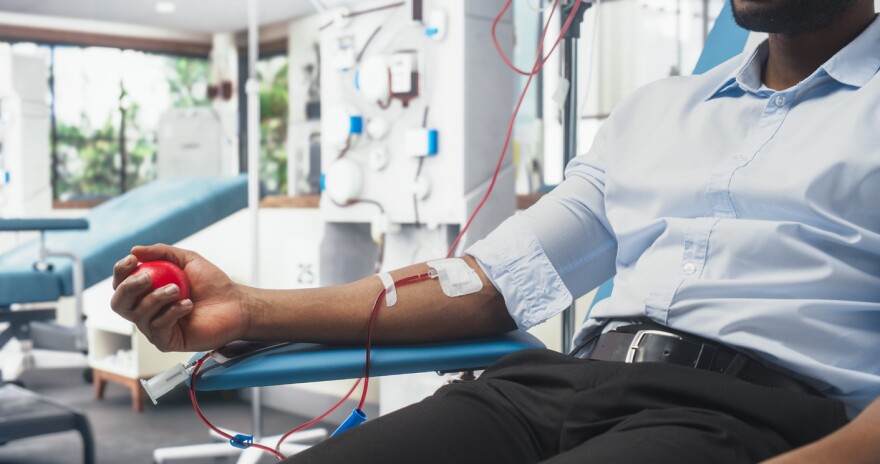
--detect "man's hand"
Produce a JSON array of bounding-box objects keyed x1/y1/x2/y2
[{"x1": 110, "y1": 244, "x2": 248, "y2": 352}]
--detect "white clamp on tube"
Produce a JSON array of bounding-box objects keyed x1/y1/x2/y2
[
  {"x1": 377, "y1": 272, "x2": 398, "y2": 307},
  {"x1": 427, "y1": 258, "x2": 483, "y2": 297}
]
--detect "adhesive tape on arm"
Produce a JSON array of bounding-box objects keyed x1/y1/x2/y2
[
  {"x1": 377, "y1": 272, "x2": 397, "y2": 307},
  {"x1": 426, "y1": 258, "x2": 483, "y2": 297}
]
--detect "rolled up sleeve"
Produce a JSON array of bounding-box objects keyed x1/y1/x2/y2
[
  {"x1": 467, "y1": 215, "x2": 573, "y2": 329},
  {"x1": 466, "y1": 123, "x2": 618, "y2": 330}
]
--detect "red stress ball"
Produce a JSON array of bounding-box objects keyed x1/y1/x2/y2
[{"x1": 131, "y1": 260, "x2": 191, "y2": 302}]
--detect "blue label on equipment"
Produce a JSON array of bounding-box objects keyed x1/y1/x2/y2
[
  {"x1": 349, "y1": 116, "x2": 364, "y2": 134},
  {"x1": 320, "y1": 173, "x2": 326, "y2": 191},
  {"x1": 427, "y1": 129, "x2": 439, "y2": 156}
]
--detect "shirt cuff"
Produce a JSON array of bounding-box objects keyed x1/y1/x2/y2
[{"x1": 465, "y1": 214, "x2": 573, "y2": 330}]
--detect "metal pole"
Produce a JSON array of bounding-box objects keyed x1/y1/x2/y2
[
  {"x1": 246, "y1": 0, "x2": 263, "y2": 442},
  {"x1": 119, "y1": 86, "x2": 127, "y2": 193},
  {"x1": 565, "y1": 40, "x2": 578, "y2": 167},
  {"x1": 560, "y1": 0, "x2": 591, "y2": 352},
  {"x1": 247, "y1": 0, "x2": 260, "y2": 287},
  {"x1": 561, "y1": 36, "x2": 578, "y2": 352},
  {"x1": 252, "y1": 386, "x2": 262, "y2": 441}
]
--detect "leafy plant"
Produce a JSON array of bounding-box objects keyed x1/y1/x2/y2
[
  {"x1": 258, "y1": 56, "x2": 289, "y2": 194},
  {"x1": 54, "y1": 54, "x2": 209, "y2": 200}
]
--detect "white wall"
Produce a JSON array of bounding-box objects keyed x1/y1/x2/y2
[{"x1": 0, "y1": 11, "x2": 210, "y2": 44}]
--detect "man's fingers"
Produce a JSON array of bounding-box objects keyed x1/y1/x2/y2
[
  {"x1": 131, "y1": 244, "x2": 196, "y2": 269},
  {"x1": 149, "y1": 299, "x2": 194, "y2": 351},
  {"x1": 110, "y1": 272, "x2": 153, "y2": 318},
  {"x1": 131, "y1": 284, "x2": 181, "y2": 341},
  {"x1": 112, "y1": 254, "x2": 138, "y2": 290}
]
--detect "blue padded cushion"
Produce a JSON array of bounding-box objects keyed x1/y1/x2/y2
[
  {"x1": 0, "y1": 219, "x2": 89, "y2": 232},
  {"x1": 0, "y1": 176, "x2": 247, "y2": 306},
  {"x1": 191, "y1": 331, "x2": 546, "y2": 391},
  {"x1": 693, "y1": 2, "x2": 749, "y2": 75}
]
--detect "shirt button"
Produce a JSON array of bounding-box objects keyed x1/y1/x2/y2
[
  {"x1": 682, "y1": 263, "x2": 697, "y2": 275},
  {"x1": 775, "y1": 95, "x2": 786, "y2": 106}
]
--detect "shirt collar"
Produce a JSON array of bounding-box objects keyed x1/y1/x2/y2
[
  {"x1": 705, "y1": 40, "x2": 768, "y2": 101},
  {"x1": 822, "y1": 14, "x2": 880, "y2": 88},
  {"x1": 706, "y1": 14, "x2": 880, "y2": 101}
]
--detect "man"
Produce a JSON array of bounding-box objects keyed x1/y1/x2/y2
[{"x1": 111, "y1": 0, "x2": 880, "y2": 462}]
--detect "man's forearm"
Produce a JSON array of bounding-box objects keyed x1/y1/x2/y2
[{"x1": 239, "y1": 256, "x2": 516, "y2": 344}]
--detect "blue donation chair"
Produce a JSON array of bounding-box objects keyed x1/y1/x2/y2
[
  {"x1": 0, "y1": 218, "x2": 90, "y2": 371},
  {"x1": 190, "y1": 4, "x2": 752, "y2": 387},
  {"x1": 182, "y1": 5, "x2": 752, "y2": 460}
]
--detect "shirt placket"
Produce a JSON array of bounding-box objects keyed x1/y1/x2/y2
[
  {"x1": 645, "y1": 216, "x2": 718, "y2": 323},
  {"x1": 645, "y1": 88, "x2": 796, "y2": 323}
]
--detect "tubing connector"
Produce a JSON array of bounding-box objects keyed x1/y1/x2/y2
[
  {"x1": 330, "y1": 408, "x2": 367, "y2": 437},
  {"x1": 140, "y1": 363, "x2": 191, "y2": 405}
]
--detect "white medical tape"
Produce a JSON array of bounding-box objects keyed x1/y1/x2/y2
[
  {"x1": 377, "y1": 272, "x2": 398, "y2": 307},
  {"x1": 426, "y1": 258, "x2": 483, "y2": 297}
]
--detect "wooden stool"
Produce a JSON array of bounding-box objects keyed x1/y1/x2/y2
[{"x1": 93, "y1": 368, "x2": 147, "y2": 412}]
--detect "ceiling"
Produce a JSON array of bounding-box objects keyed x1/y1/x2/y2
[{"x1": 0, "y1": 0, "x2": 354, "y2": 34}]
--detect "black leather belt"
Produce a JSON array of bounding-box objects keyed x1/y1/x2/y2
[{"x1": 585, "y1": 324, "x2": 819, "y2": 396}]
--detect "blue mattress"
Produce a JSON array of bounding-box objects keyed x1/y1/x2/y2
[{"x1": 0, "y1": 176, "x2": 247, "y2": 306}]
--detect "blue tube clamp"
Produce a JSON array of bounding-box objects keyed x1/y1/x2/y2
[
  {"x1": 229, "y1": 434, "x2": 253, "y2": 449},
  {"x1": 330, "y1": 408, "x2": 367, "y2": 437}
]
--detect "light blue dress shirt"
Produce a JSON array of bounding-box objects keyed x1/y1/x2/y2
[{"x1": 467, "y1": 16, "x2": 880, "y2": 417}]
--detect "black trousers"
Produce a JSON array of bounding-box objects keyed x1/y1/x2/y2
[{"x1": 285, "y1": 349, "x2": 848, "y2": 463}]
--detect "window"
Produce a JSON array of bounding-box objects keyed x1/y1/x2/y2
[
  {"x1": 52, "y1": 46, "x2": 209, "y2": 201},
  {"x1": 257, "y1": 53, "x2": 289, "y2": 194}
]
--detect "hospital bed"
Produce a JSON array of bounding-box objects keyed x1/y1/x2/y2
[{"x1": 0, "y1": 175, "x2": 248, "y2": 380}]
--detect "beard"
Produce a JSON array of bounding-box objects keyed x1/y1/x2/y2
[{"x1": 730, "y1": 0, "x2": 860, "y2": 34}]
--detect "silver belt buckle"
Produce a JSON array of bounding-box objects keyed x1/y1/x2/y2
[{"x1": 625, "y1": 330, "x2": 682, "y2": 363}]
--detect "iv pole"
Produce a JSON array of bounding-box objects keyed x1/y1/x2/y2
[
  {"x1": 560, "y1": 0, "x2": 592, "y2": 352},
  {"x1": 246, "y1": 0, "x2": 264, "y2": 452}
]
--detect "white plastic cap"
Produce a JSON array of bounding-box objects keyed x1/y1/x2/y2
[
  {"x1": 368, "y1": 148, "x2": 390, "y2": 171},
  {"x1": 367, "y1": 117, "x2": 390, "y2": 140},
  {"x1": 140, "y1": 363, "x2": 188, "y2": 405},
  {"x1": 324, "y1": 106, "x2": 362, "y2": 149},
  {"x1": 325, "y1": 158, "x2": 364, "y2": 205}
]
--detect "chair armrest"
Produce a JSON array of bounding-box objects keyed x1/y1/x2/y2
[
  {"x1": 0, "y1": 219, "x2": 89, "y2": 232},
  {"x1": 190, "y1": 330, "x2": 545, "y2": 391}
]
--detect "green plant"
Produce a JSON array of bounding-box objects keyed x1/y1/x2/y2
[{"x1": 258, "y1": 57, "x2": 289, "y2": 194}]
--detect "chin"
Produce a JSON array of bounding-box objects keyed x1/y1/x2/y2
[{"x1": 731, "y1": 0, "x2": 859, "y2": 34}]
